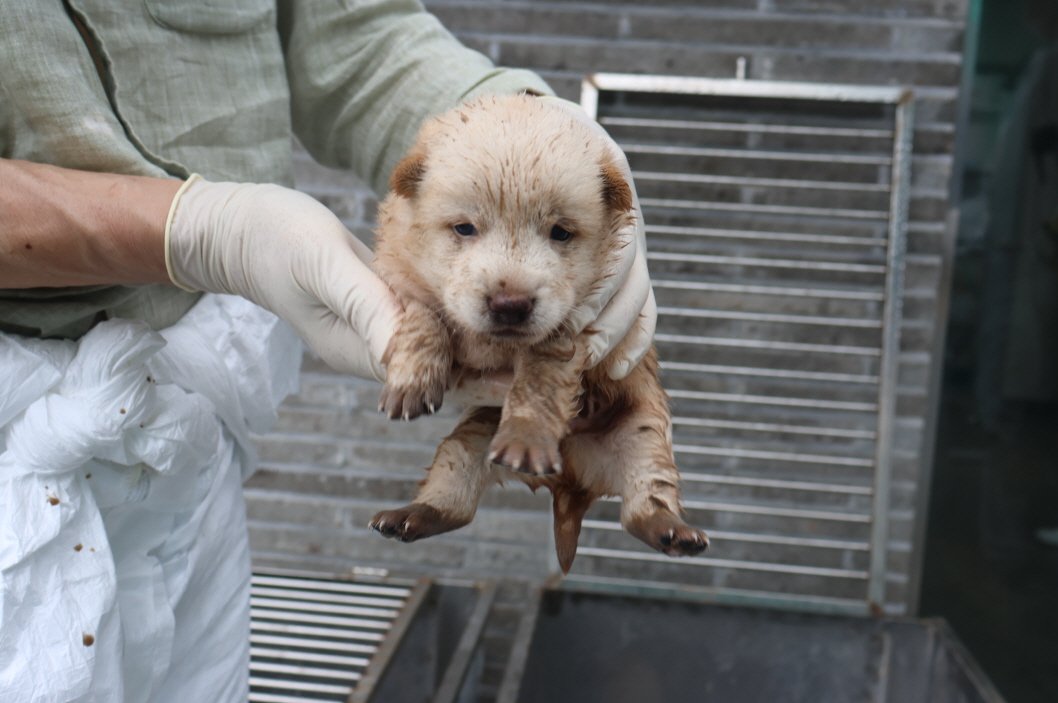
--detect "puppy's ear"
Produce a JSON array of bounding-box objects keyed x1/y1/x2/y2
[
  {"x1": 390, "y1": 147, "x2": 427, "y2": 198},
  {"x1": 600, "y1": 156, "x2": 633, "y2": 214}
]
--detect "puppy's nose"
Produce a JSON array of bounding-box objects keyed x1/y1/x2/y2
[{"x1": 488, "y1": 294, "x2": 534, "y2": 326}]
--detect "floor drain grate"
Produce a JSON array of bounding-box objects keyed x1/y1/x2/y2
[{"x1": 248, "y1": 572, "x2": 416, "y2": 703}]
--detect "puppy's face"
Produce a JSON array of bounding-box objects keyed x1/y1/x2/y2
[{"x1": 387, "y1": 95, "x2": 632, "y2": 346}]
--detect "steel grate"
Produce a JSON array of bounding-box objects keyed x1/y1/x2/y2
[
  {"x1": 248, "y1": 572, "x2": 420, "y2": 703},
  {"x1": 564, "y1": 73, "x2": 914, "y2": 615}
]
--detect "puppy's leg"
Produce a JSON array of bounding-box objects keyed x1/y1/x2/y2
[
  {"x1": 619, "y1": 367, "x2": 708, "y2": 556},
  {"x1": 370, "y1": 406, "x2": 499, "y2": 542},
  {"x1": 488, "y1": 346, "x2": 585, "y2": 476},
  {"x1": 379, "y1": 299, "x2": 451, "y2": 420},
  {"x1": 572, "y1": 356, "x2": 709, "y2": 557}
]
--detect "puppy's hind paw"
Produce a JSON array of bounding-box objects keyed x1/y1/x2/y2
[
  {"x1": 369, "y1": 503, "x2": 468, "y2": 542},
  {"x1": 658, "y1": 525, "x2": 709, "y2": 557},
  {"x1": 627, "y1": 512, "x2": 709, "y2": 557},
  {"x1": 378, "y1": 380, "x2": 444, "y2": 421}
]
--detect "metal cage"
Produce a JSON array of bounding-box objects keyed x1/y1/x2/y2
[{"x1": 560, "y1": 73, "x2": 915, "y2": 616}]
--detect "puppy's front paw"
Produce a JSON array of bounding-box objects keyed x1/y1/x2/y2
[
  {"x1": 378, "y1": 376, "x2": 445, "y2": 420},
  {"x1": 378, "y1": 308, "x2": 450, "y2": 420},
  {"x1": 369, "y1": 503, "x2": 468, "y2": 542},
  {"x1": 488, "y1": 420, "x2": 562, "y2": 475}
]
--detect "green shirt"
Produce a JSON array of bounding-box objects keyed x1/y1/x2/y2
[{"x1": 0, "y1": 0, "x2": 551, "y2": 339}]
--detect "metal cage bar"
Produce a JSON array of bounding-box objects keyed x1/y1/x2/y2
[{"x1": 868, "y1": 91, "x2": 915, "y2": 607}]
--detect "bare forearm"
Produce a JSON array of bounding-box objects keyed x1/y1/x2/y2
[{"x1": 0, "y1": 159, "x2": 180, "y2": 288}]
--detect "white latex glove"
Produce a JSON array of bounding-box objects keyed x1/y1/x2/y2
[
  {"x1": 165, "y1": 175, "x2": 401, "y2": 382},
  {"x1": 537, "y1": 96, "x2": 656, "y2": 380}
]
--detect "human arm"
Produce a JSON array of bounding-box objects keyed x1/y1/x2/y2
[
  {"x1": 279, "y1": 0, "x2": 553, "y2": 196},
  {"x1": 0, "y1": 158, "x2": 178, "y2": 288}
]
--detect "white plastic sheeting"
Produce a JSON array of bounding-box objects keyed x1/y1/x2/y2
[{"x1": 0, "y1": 295, "x2": 301, "y2": 703}]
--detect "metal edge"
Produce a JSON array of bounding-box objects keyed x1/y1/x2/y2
[
  {"x1": 556, "y1": 576, "x2": 871, "y2": 617},
  {"x1": 585, "y1": 72, "x2": 910, "y2": 105},
  {"x1": 494, "y1": 585, "x2": 545, "y2": 703},
  {"x1": 867, "y1": 95, "x2": 915, "y2": 608},
  {"x1": 930, "y1": 618, "x2": 1009, "y2": 703},
  {"x1": 347, "y1": 578, "x2": 433, "y2": 703},
  {"x1": 431, "y1": 583, "x2": 499, "y2": 703},
  {"x1": 251, "y1": 565, "x2": 417, "y2": 588},
  {"x1": 580, "y1": 75, "x2": 600, "y2": 120}
]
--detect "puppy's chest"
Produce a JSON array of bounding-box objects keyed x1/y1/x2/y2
[{"x1": 450, "y1": 331, "x2": 519, "y2": 371}]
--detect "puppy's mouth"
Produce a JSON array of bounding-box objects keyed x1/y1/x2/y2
[
  {"x1": 488, "y1": 325, "x2": 533, "y2": 339},
  {"x1": 485, "y1": 320, "x2": 564, "y2": 346}
]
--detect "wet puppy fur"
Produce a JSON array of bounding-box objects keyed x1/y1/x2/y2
[{"x1": 369, "y1": 94, "x2": 707, "y2": 572}]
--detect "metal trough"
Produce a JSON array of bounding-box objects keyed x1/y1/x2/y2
[{"x1": 496, "y1": 588, "x2": 1005, "y2": 703}]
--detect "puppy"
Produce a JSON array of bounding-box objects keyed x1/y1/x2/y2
[{"x1": 368, "y1": 94, "x2": 707, "y2": 572}]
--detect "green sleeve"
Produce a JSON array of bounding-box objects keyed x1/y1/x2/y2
[{"x1": 278, "y1": 0, "x2": 553, "y2": 197}]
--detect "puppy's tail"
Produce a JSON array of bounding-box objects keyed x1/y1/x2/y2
[{"x1": 551, "y1": 484, "x2": 594, "y2": 574}]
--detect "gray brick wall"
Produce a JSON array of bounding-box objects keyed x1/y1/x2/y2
[{"x1": 249, "y1": 0, "x2": 968, "y2": 623}]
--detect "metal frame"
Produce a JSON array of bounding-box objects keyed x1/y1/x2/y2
[
  {"x1": 581, "y1": 73, "x2": 911, "y2": 119},
  {"x1": 869, "y1": 87, "x2": 914, "y2": 607},
  {"x1": 569, "y1": 73, "x2": 916, "y2": 616}
]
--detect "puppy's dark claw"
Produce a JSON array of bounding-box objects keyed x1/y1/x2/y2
[
  {"x1": 629, "y1": 513, "x2": 709, "y2": 557},
  {"x1": 656, "y1": 525, "x2": 709, "y2": 556},
  {"x1": 370, "y1": 503, "x2": 466, "y2": 542}
]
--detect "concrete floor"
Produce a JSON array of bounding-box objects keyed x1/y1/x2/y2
[{"x1": 920, "y1": 386, "x2": 1058, "y2": 703}]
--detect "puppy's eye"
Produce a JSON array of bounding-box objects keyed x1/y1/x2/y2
[
  {"x1": 550, "y1": 226, "x2": 573, "y2": 242},
  {"x1": 453, "y1": 223, "x2": 477, "y2": 237}
]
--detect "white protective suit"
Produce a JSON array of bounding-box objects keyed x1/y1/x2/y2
[{"x1": 0, "y1": 295, "x2": 302, "y2": 702}]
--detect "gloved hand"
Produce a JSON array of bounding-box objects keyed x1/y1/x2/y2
[
  {"x1": 165, "y1": 175, "x2": 402, "y2": 382},
  {"x1": 536, "y1": 96, "x2": 656, "y2": 380}
]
